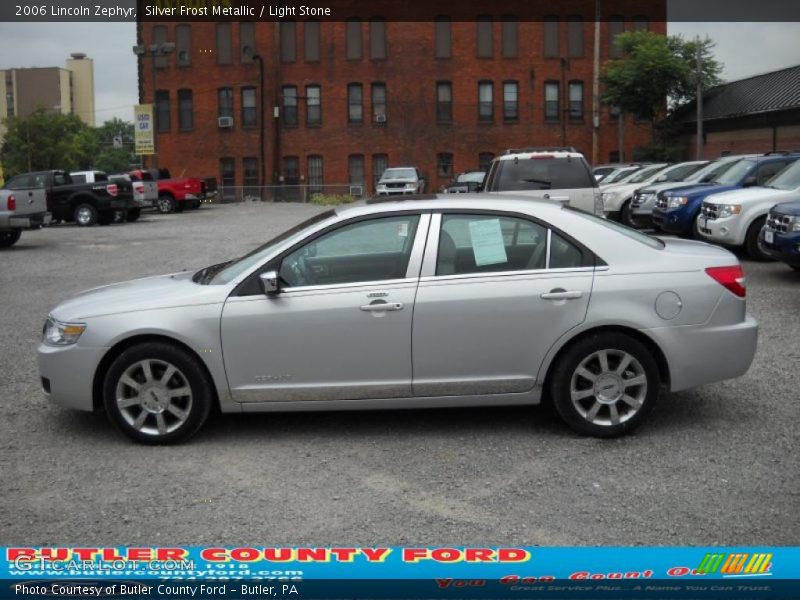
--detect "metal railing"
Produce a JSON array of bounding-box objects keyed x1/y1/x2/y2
[{"x1": 214, "y1": 184, "x2": 368, "y2": 203}]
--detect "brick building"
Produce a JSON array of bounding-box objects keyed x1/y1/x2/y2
[{"x1": 137, "y1": 6, "x2": 665, "y2": 196}]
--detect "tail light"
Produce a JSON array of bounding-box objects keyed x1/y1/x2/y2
[
  {"x1": 7, "y1": 195, "x2": 15, "y2": 211},
  {"x1": 705, "y1": 265, "x2": 746, "y2": 297},
  {"x1": 106, "y1": 183, "x2": 119, "y2": 197},
  {"x1": 133, "y1": 183, "x2": 144, "y2": 193}
]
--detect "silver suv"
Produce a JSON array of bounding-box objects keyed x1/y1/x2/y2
[
  {"x1": 482, "y1": 148, "x2": 602, "y2": 215},
  {"x1": 375, "y1": 167, "x2": 425, "y2": 196}
]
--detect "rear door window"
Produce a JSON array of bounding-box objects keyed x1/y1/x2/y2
[{"x1": 489, "y1": 156, "x2": 594, "y2": 191}]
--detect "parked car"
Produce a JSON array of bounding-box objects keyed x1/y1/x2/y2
[
  {"x1": 653, "y1": 153, "x2": 800, "y2": 237},
  {"x1": 375, "y1": 167, "x2": 425, "y2": 196},
  {"x1": 109, "y1": 171, "x2": 158, "y2": 221},
  {"x1": 5, "y1": 170, "x2": 130, "y2": 226},
  {"x1": 72, "y1": 170, "x2": 137, "y2": 223},
  {"x1": 131, "y1": 168, "x2": 207, "y2": 213},
  {"x1": 630, "y1": 155, "x2": 760, "y2": 229},
  {"x1": 598, "y1": 165, "x2": 644, "y2": 188},
  {"x1": 38, "y1": 195, "x2": 757, "y2": 444},
  {"x1": 758, "y1": 199, "x2": 800, "y2": 270},
  {"x1": 482, "y1": 148, "x2": 601, "y2": 215},
  {"x1": 442, "y1": 170, "x2": 486, "y2": 193},
  {"x1": 592, "y1": 163, "x2": 641, "y2": 183},
  {"x1": 0, "y1": 180, "x2": 50, "y2": 248},
  {"x1": 698, "y1": 160, "x2": 800, "y2": 260}
]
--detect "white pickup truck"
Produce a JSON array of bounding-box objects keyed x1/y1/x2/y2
[{"x1": 0, "y1": 177, "x2": 50, "y2": 248}]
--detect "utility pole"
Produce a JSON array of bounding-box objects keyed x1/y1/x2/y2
[
  {"x1": 617, "y1": 111, "x2": 625, "y2": 162},
  {"x1": 592, "y1": 0, "x2": 601, "y2": 165},
  {"x1": 695, "y1": 36, "x2": 704, "y2": 160}
]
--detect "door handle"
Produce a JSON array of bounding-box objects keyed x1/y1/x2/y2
[
  {"x1": 540, "y1": 290, "x2": 584, "y2": 300},
  {"x1": 360, "y1": 302, "x2": 404, "y2": 312}
]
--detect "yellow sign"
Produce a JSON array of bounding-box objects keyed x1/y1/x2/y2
[{"x1": 134, "y1": 104, "x2": 155, "y2": 155}]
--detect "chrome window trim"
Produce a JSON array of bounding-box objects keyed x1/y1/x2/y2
[
  {"x1": 281, "y1": 277, "x2": 419, "y2": 295},
  {"x1": 418, "y1": 266, "x2": 595, "y2": 284}
]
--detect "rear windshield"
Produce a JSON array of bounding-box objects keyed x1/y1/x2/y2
[
  {"x1": 488, "y1": 156, "x2": 594, "y2": 191},
  {"x1": 139, "y1": 171, "x2": 155, "y2": 181}
]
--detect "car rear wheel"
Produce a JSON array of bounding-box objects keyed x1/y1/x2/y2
[
  {"x1": 0, "y1": 229, "x2": 22, "y2": 248},
  {"x1": 745, "y1": 216, "x2": 771, "y2": 262},
  {"x1": 74, "y1": 203, "x2": 98, "y2": 226},
  {"x1": 157, "y1": 194, "x2": 175, "y2": 214},
  {"x1": 103, "y1": 342, "x2": 213, "y2": 444},
  {"x1": 550, "y1": 333, "x2": 659, "y2": 437}
]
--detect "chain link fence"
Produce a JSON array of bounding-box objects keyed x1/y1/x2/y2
[{"x1": 213, "y1": 184, "x2": 370, "y2": 204}]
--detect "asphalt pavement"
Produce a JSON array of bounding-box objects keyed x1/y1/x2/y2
[{"x1": 1, "y1": 202, "x2": 797, "y2": 546}]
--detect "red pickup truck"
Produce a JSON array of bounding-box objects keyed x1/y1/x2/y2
[{"x1": 131, "y1": 168, "x2": 207, "y2": 214}]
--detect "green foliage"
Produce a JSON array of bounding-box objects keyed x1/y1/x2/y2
[
  {"x1": 0, "y1": 109, "x2": 137, "y2": 177},
  {"x1": 309, "y1": 193, "x2": 357, "y2": 206}
]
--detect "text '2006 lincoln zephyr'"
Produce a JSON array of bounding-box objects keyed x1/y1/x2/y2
[{"x1": 38, "y1": 195, "x2": 757, "y2": 443}]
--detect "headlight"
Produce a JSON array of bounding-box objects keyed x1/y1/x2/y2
[
  {"x1": 717, "y1": 204, "x2": 742, "y2": 219},
  {"x1": 405, "y1": 183, "x2": 417, "y2": 189},
  {"x1": 43, "y1": 317, "x2": 86, "y2": 346},
  {"x1": 667, "y1": 195, "x2": 689, "y2": 209},
  {"x1": 792, "y1": 222, "x2": 800, "y2": 233}
]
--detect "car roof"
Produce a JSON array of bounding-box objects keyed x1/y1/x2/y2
[
  {"x1": 340, "y1": 193, "x2": 569, "y2": 218},
  {"x1": 496, "y1": 150, "x2": 584, "y2": 160}
]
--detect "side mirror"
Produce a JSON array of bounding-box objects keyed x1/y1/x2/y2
[{"x1": 259, "y1": 270, "x2": 280, "y2": 295}]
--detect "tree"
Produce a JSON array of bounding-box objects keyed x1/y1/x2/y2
[
  {"x1": 93, "y1": 118, "x2": 136, "y2": 173},
  {"x1": 601, "y1": 31, "x2": 723, "y2": 154}
]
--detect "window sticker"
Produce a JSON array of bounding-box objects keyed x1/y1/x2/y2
[
  {"x1": 397, "y1": 222, "x2": 409, "y2": 238},
  {"x1": 468, "y1": 218, "x2": 508, "y2": 266}
]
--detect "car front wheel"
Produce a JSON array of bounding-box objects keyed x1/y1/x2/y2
[
  {"x1": 745, "y1": 216, "x2": 772, "y2": 262},
  {"x1": 551, "y1": 333, "x2": 660, "y2": 437},
  {"x1": 103, "y1": 342, "x2": 213, "y2": 444}
]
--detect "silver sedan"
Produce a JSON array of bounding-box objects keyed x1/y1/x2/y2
[{"x1": 38, "y1": 196, "x2": 758, "y2": 444}]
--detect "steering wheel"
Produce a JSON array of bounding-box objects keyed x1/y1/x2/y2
[{"x1": 284, "y1": 255, "x2": 309, "y2": 287}]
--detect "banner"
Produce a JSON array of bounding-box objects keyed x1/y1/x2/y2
[
  {"x1": 2, "y1": 546, "x2": 800, "y2": 598},
  {"x1": 134, "y1": 104, "x2": 155, "y2": 156}
]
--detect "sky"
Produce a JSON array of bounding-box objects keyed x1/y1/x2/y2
[{"x1": 0, "y1": 20, "x2": 798, "y2": 125}]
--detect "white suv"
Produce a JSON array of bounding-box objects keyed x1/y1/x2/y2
[
  {"x1": 698, "y1": 158, "x2": 800, "y2": 260},
  {"x1": 482, "y1": 148, "x2": 601, "y2": 215}
]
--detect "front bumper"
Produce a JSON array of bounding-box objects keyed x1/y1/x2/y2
[
  {"x1": 37, "y1": 342, "x2": 108, "y2": 412},
  {"x1": 7, "y1": 212, "x2": 51, "y2": 229},
  {"x1": 631, "y1": 196, "x2": 657, "y2": 216},
  {"x1": 759, "y1": 228, "x2": 800, "y2": 266},
  {"x1": 697, "y1": 213, "x2": 744, "y2": 246},
  {"x1": 652, "y1": 206, "x2": 695, "y2": 234}
]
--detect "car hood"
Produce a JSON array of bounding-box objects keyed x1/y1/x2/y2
[
  {"x1": 703, "y1": 186, "x2": 791, "y2": 205},
  {"x1": 664, "y1": 184, "x2": 738, "y2": 199},
  {"x1": 50, "y1": 271, "x2": 229, "y2": 321},
  {"x1": 378, "y1": 178, "x2": 416, "y2": 184},
  {"x1": 603, "y1": 183, "x2": 640, "y2": 196},
  {"x1": 639, "y1": 181, "x2": 703, "y2": 195},
  {"x1": 773, "y1": 200, "x2": 800, "y2": 216}
]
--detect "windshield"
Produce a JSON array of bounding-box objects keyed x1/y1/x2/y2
[
  {"x1": 602, "y1": 168, "x2": 639, "y2": 184},
  {"x1": 662, "y1": 162, "x2": 705, "y2": 182},
  {"x1": 689, "y1": 159, "x2": 738, "y2": 183},
  {"x1": 766, "y1": 160, "x2": 800, "y2": 190},
  {"x1": 381, "y1": 168, "x2": 416, "y2": 180},
  {"x1": 714, "y1": 159, "x2": 753, "y2": 185},
  {"x1": 565, "y1": 207, "x2": 665, "y2": 249},
  {"x1": 457, "y1": 171, "x2": 486, "y2": 183},
  {"x1": 628, "y1": 165, "x2": 667, "y2": 184},
  {"x1": 207, "y1": 210, "x2": 336, "y2": 284}
]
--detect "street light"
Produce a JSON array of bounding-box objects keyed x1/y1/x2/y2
[{"x1": 132, "y1": 42, "x2": 175, "y2": 170}]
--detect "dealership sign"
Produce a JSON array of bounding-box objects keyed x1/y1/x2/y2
[{"x1": 134, "y1": 104, "x2": 155, "y2": 156}]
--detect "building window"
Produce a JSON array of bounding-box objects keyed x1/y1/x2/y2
[
  {"x1": 153, "y1": 25, "x2": 168, "y2": 68},
  {"x1": 282, "y1": 86, "x2": 298, "y2": 126},
  {"x1": 608, "y1": 16, "x2": 625, "y2": 58},
  {"x1": 220, "y1": 158, "x2": 235, "y2": 189},
  {"x1": 348, "y1": 154, "x2": 365, "y2": 188},
  {"x1": 502, "y1": 16, "x2": 518, "y2": 58},
  {"x1": 241, "y1": 87, "x2": 257, "y2": 128},
  {"x1": 568, "y1": 16, "x2": 584, "y2": 57},
  {"x1": 478, "y1": 81, "x2": 493, "y2": 122},
  {"x1": 632, "y1": 16, "x2": 648, "y2": 31},
  {"x1": 372, "y1": 82, "x2": 387, "y2": 122},
  {"x1": 503, "y1": 81, "x2": 518, "y2": 121},
  {"x1": 436, "y1": 82, "x2": 452, "y2": 122},
  {"x1": 216, "y1": 23, "x2": 232, "y2": 65},
  {"x1": 284, "y1": 156, "x2": 300, "y2": 183},
  {"x1": 372, "y1": 154, "x2": 388, "y2": 191},
  {"x1": 370, "y1": 18, "x2": 386, "y2": 59},
  {"x1": 280, "y1": 21, "x2": 296, "y2": 62},
  {"x1": 478, "y1": 152, "x2": 495, "y2": 171},
  {"x1": 569, "y1": 81, "x2": 584, "y2": 120},
  {"x1": 304, "y1": 20, "x2": 320, "y2": 62},
  {"x1": 243, "y1": 157, "x2": 259, "y2": 187},
  {"x1": 434, "y1": 16, "x2": 451, "y2": 58},
  {"x1": 155, "y1": 90, "x2": 170, "y2": 131},
  {"x1": 306, "y1": 85, "x2": 321, "y2": 125},
  {"x1": 544, "y1": 81, "x2": 560, "y2": 121},
  {"x1": 218, "y1": 87, "x2": 233, "y2": 119},
  {"x1": 544, "y1": 16, "x2": 559, "y2": 58},
  {"x1": 437, "y1": 153, "x2": 454, "y2": 178},
  {"x1": 178, "y1": 89, "x2": 193, "y2": 131},
  {"x1": 307, "y1": 155, "x2": 323, "y2": 193},
  {"x1": 176, "y1": 24, "x2": 191, "y2": 66},
  {"x1": 346, "y1": 18, "x2": 362, "y2": 60},
  {"x1": 240, "y1": 22, "x2": 255, "y2": 63},
  {"x1": 348, "y1": 83, "x2": 363, "y2": 123},
  {"x1": 477, "y1": 16, "x2": 493, "y2": 58}
]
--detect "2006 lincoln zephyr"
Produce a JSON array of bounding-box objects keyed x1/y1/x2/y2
[{"x1": 38, "y1": 196, "x2": 758, "y2": 444}]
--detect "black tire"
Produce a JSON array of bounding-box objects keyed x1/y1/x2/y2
[
  {"x1": 103, "y1": 342, "x2": 213, "y2": 445},
  {"x1": 174, "y1": 200, "x2": 186, "y2": 213},
  {"x1": 73, "y1": 203, "x2": 98, "y2": 226},
  {"x1": 126, "y1": 208, "x2": 141, "y2": 222},
  {"x1": 0, "y1": 229, "x2": 22, "y2": 248},
  {"x1": 620, "y1": 200, "x2": 636, "y2": 227},
  {"x1": 745, "y1": 216, "x2": 772, "y2": 262},
  {"x1": 157, "y1": 194, "x2": 175, "y2": 214},
  {"x1": 550, "y1": 332, "x2": 660, "y2": 438},
  {"x1": 98, "y1": 211, "x2": 115, "y2": 225},
  {"x1": 189, "y1": 199, "x2": 201, "y2": 210}
]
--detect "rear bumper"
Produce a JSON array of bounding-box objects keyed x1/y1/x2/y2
[
  {"x1": 7, "y1": 212, "x2": 51, "y2": 229},
  {"x1": 759, "y1": 229, "x2": 800, "y2": 265}
]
